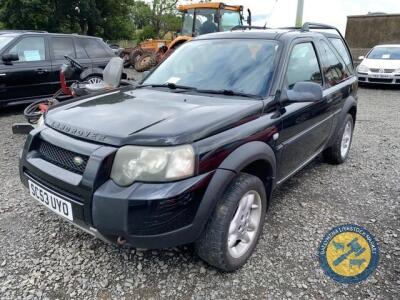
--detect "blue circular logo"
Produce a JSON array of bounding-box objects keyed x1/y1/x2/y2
[{"x1": 319, "y1": 224, "x2": 379, "y2": 284}]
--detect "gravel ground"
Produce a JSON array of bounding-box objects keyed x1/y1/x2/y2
[{"x1": 0, "y1": 83, "x2": 399, "y2": 299}]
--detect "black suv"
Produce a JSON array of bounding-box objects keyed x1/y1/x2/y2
[
  {"x1": 19, "y1": 23, "x2": 358, "y2": 271},
  {"x1": 0, "y1": 31, "x2": 116, "y2": 107}
]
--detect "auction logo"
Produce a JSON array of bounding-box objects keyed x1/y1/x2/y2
[{"x1": 319, "y1": 224, "x2": 379, "y2": 284}]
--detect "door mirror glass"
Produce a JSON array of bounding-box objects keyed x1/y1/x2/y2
[
  {"x1": 2, "y1": 53, "x2": 19, "y2": 63},
  {"x1": 286, "y1": 82, "x2": 323, "y2": 103}
]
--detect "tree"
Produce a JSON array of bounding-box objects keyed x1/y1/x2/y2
[
  {"x1": 0, "y1": 0, "x2": 182, "y2": 41},
  {"x1": 149, "y1": 0, "x2": 180, "y2": 37}
]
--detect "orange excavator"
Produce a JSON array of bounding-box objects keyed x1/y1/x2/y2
[{"x1": 133, "y1": 2, "x2": 251, "y2": 72}]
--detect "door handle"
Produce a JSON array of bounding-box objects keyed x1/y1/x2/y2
[
  {"x1": 36, "y1": 68, "x2": 48, "y2": 75},
  {"x1": 0, "y1": 73, "x2": 6, "y2": 77}
]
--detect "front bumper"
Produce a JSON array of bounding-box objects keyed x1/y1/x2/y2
[
  {"x1": 20, "y1": 127, "x2": 235, "y2": 248},
  {"x1": 357, "y1": 72, "x2": 400, "y2": 84}
]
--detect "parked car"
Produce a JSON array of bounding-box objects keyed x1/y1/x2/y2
[
  {"x1": 19, "y1": 23, "x2": 358, "y2": 271},
  {"x1": 0, "y1": 31, "x2": 116, "y2": 107},
  {"x1": 357, "y1": 44, "x2": 400, "y2": 85}
]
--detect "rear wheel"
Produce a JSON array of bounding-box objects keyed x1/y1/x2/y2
[
  {"x1": 85, "y1": 75, "x2": 104, "y2": 85},
  {"x1": 134, "y1": 52, "x2": 157, "y2": 72},
  {"x1": 323, "y1": 114, "x2": 354, "y2": 164},
  {"x1": 194, "y1": 173, "x2": 267, "y2": 272}
]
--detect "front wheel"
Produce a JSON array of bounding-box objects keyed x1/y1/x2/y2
[
  {"x1": 323, "y1": 114, "x2": 354, "y2": 164},
  {"x1": 194, "y1": 173, "x2": 267, "y2": 272}
]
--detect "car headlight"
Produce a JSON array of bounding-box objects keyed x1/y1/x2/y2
[
  {"x1": 357, "y1": 65, "x2": 369, "y2": 73},
  {"x1": 37, "y1": 115, "x2": 45, "y2": 127},
  {"x1": 110, "y1": 145, "x2": 195, "y2": 186},
  {"x1": 395, "y1": 68, "x2": 400, "y2": 74}
]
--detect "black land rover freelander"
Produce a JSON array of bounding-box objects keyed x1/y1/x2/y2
[{"x1": 20, "y1": 23, "x2": 358, "y2": 271}]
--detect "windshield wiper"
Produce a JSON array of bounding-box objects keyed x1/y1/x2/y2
[
  {"x1": 135, "y1": 83, "x2": 197, "y2": 91},
  {"x1": 195, "y1": 89, "x2": 263, "y2": 99}
]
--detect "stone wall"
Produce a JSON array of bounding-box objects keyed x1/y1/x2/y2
[{"x1": 345, "y1": 14, "x2": 400, "y2": 63}]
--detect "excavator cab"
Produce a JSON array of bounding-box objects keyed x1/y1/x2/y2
[{"x1": 179, "y1": 2, "x2": 246, "y2": 37}]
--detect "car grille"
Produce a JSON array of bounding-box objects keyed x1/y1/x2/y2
[
  {"x1": 38, "y1": 140, "x2": 89, "y2": 175},
  {"x1": 368, "y1": 78, "x2": 393, "y2": 83},
  {"x1": 370, "y1": 68, "x2": 395, "y2": 73}
]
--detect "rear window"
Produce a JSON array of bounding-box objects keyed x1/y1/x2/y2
[
  {"x1": 51, "y1": 37, "x2": 75, "y2": 59},
  {"x1": 329, "y1": 38, "x2": 353, "y2": 72},
  {"x1": 80, "y1": 38, "x2": 111, "y2": 58}
]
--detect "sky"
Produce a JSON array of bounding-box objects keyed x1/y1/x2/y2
[{"x1": 179, "y1": 0, "x2": 400, "y2": 34}]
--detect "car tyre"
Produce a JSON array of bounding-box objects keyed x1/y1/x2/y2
[
  {"x1": 323, "y1": 113, "x2": 354, "y2": 164},
  {"x1": 194, "y1": 173, "x2": 267, "y2": 272}
]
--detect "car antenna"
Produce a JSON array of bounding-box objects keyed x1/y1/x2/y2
[{"x1": 264, "y1": 0, "x2": 279, "y2": 28}]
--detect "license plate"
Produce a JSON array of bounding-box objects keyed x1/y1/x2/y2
[
  {"x1": 370, "y1": 74, "x2": 390, "y2": 78},
  {"x1": 28, "y1": 180, "x2": 73, "y2": 221}
]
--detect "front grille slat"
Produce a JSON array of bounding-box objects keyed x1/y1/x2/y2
[
  {"x1": 370, "y1": 68, "x2": 395, "y2": 73},
  {"x1": 38, "y1": 141, "x2": 89, "y2": 175}
]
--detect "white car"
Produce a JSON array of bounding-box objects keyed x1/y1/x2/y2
[{"x1": 357, "y1": 45, "x2": 400, "y2": 85}]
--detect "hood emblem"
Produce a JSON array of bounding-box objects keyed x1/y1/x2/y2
[
  {"x1": 73, "y1": 156, "x2": 84, "y2": 167},
  {"x1": 379, "y1": 69, "x2": 385, "y2": 73}
]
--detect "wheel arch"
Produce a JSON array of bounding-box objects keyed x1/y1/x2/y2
[
  {"x1": 192, "y1": 142, "x2": 277, "y2": 241},
  {"x1": 80, "y1": 68, "x2": 104, "y2": 81},
  {"x1": 218, "y1": 141, "x2": 277, "y2": 203},
  {"x1": 327, "y1": 96, "x2": 357, "y2": 148}
]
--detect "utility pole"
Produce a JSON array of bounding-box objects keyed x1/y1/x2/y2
[{"x1": 295, "y1": 0, "x2": 304, "y2": 27}]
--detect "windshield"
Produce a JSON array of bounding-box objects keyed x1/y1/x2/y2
[
  {"x1": 0, "y1": 36, "x2": 14, "y2": 51},
  {"x1": 367, "y1": 47, "x2": 400, "y2": 60},
  {"x1": 143, "y1": 39, "x2": 280, "y2": 97}
]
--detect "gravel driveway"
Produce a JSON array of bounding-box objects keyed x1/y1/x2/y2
[{"x1": 0, "y1": 85, "x2": 399, "y2": 299}]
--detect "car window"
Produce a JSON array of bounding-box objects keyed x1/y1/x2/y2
[
  {"x1": 51, "y1": 37, "x2": 75, "y2": 59},
  {"x1": 8, "y1": 36, "x2": 46, "y2": 62},
  {"x1": 0, "y1": 36, "x2": 14, "y2": 52},
  {"x1": 81, "y1": 38, "x2": 109, "y2": 58},
  {"x1": 329, "y1": 38, "x2": 353, "y2": 72},
  {"x1": 286, "y1": 42, "x2": 322, "y2": 89},
  {"x1": 319, "y1": 40, "x2": 348, "y2": 86},
  {"x1": 75, "y1": 39, "x2": 89, "y2": 59}
]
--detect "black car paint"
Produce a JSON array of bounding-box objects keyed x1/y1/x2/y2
[
  {"x1": 0, "y1": 33, "x2": 115, "y2": 107},
  {"x1": 19, "y1": 29, "x2": 358, "y2": 248}
]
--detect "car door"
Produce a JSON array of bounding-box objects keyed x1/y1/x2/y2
[
  {"x1": 0, "y1": 35, "x2": 52, "y2": 104},
  {"x1": 49, "y1": 36, "x2": 87, "y2": 94},
  {"x1": 276, "y1": 39, "x2": 336, "y2": 182},
  {"x1": 80, "y1": 37, "x2": 114, "y2": 69}
]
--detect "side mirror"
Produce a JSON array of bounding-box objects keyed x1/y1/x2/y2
[
  {"x1": 358, "y1": 56, "x2": 365, "y2": 60},
  {"x1": 214, "y1": 14, "x2": 220, "y2": 24},
  {"x1": 2, "y1": 53, "x2": 19, "y2": 64},
  {"x1": 286, "y1": 82, "x2": 323, "y2": 103},
  {"x1": 247, "y1": 9, "x2": 252, "y2": 26}
]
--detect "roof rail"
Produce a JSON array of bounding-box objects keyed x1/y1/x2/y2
[
  {"x1": 0, "y1": 30, "x2": 48, "y2": 34},
  {"x1": 231, "y1": 25, "x2": 268, "y2": 31}
]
